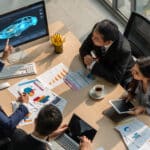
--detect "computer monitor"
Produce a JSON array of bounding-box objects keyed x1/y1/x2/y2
[
  {"x1": 0, "y1": 1, "x2": 49, "y2": 52},
  {"x1": 124, "y1": 12, "x2": 150, "y2": 58}
]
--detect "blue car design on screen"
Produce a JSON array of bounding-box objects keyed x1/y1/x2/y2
[{"x1": 0, "y1": 16, "x2": 38, "y2": 39}]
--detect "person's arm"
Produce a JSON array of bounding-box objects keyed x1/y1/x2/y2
[
  {"x1": 1, "y1": 39, "x2": 12, "y2": 61},
  {"x1": 48, "y1": 124, "x2": 68, "y2": 140},
  {"x1": 0, "y1": 39, "x2": 13, "y2": 71},
  {"x1": 144, "y1": 97, "x2": 150, "y2": 115},
  {"x1": 91, "y1": 45, "x2": 133, "y2": 84},
  {"x1": 0, "y1": 92, "x2": 29, "y2": 130},
  {"x1": 79, "y1": 33, "x2": 93, "y2": 61},
  {"x1": 0, "y1": 104, "x2": 28, "y2": 130},
  {"x1": 79, "y1": 136, "x2": 92, "y2": 150}
]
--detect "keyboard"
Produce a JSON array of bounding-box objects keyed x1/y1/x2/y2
[
  {"x1": 55, "y1": 134, "x2": 78, "y2": 150},
  {"x1": 0, "y1": 62, "x2": 37, "y2": 79}
]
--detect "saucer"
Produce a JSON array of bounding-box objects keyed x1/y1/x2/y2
[{"x1": 89, "y1": 89, "x2": 105, "y2": 100}]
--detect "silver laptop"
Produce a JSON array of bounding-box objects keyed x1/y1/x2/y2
[{"x1": 54, "y1": 114, "x2": 97, "y2": 150}]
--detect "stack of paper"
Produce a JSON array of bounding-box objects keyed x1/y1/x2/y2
[
  {"x1": 9, "y1": 79, "x2": 67, "y2": 126},
  {"x1": 37, "y1": 63, "x2": 94, "y2": 90},
  {"x1": 115, "y1": 118, "x2": 150, "y2": 150}
]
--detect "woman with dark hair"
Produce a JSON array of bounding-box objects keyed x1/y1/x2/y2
[{"x1": 124, "y1": 57, "x2": 150, "y2": 115}]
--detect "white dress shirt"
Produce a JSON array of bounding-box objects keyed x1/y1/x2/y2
[{"x1": 87, "y1": 42, "x2": 113, "y2": 70}]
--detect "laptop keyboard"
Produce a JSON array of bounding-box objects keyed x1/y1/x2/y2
[{"x1": 55, "y1": 134, "x2": 78, "y2": 150}]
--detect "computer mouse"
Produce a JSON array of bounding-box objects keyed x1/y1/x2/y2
[{"x1": 0, "y1": 82, "x2": 10, "y2": 90}]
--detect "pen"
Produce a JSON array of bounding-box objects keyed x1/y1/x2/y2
[{"x1": 90, "y1": 50, "x2": 97, "y2": 59}]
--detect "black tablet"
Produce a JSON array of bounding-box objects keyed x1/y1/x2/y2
[{"x1": 109, "y1": 99, "x2": 134, "y2": 114}]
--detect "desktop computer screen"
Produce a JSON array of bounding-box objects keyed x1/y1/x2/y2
[{"x1": 0, "y1": 1, "x2": 49, "y2": 52}]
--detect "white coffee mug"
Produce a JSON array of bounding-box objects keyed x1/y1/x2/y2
[{"x1": 93, "y1": 84, "x2": 104, "y2": 97}]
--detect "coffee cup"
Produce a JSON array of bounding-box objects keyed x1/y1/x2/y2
[{"x1": 92, "y1": 84, "x2": 104, "y2": 97}]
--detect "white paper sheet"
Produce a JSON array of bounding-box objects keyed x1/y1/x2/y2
[
  {"x1": 9, "y1": 79, "x2": 67, "y2": 126},
  {"x1": 37, "y1": 63, "x2": 68, "y2": 89},
  {"x1": 115, "y1": 118, "x2": 150, "y2": 150}
]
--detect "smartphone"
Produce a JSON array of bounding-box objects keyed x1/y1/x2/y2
[{"x1": 0, "y1": 61, "x2": 5, "y2": 72}]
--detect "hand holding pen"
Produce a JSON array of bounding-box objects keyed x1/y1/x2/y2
[
  {"x1": 17, "y1": 91, "x2": 29, "y2": 104},
  {"x1": 2, "y1": 39, "x2": 13, "y2": 60},
  {"x1": 83, "y1": 50, "x2": 98, "y2": 66}
]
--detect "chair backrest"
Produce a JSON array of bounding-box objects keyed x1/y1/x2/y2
[{"x1": 124, "y1": 12, "x2": 150, "y2": 58}]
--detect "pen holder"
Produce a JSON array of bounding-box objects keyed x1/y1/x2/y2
[
  {"x1": 54, "y1": 44, "x2": 63, "y2": 54},
  {"x1": 50, "y1": 33, "x2": 64, "y2": 54}
]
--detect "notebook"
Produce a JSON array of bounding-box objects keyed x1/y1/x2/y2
[{"x1": 55, "y1": 114, "x2": 97, "y2": 150}]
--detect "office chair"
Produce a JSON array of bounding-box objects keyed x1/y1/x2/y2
[{"x1": 124, "y1": 12, "x2": 150, "y2": 58}]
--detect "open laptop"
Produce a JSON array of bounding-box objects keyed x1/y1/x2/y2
[{"x1": 54, "y1": 114, "x2": 97, "y2": 150}]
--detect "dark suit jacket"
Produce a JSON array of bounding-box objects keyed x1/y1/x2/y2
[
  {"x1": 79, "y1": 32, "x2": 135, "y2": 85},
  {"x1": 13, "y1": 134, "x2": 48, "y2": 150},
  {"x1": 0, "y1": 104, "x2": 28, "y2": 139}
]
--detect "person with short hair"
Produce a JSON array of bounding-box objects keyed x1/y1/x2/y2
[
  {"x1": 13, "y1": 104, "x2": 93, "y2": 150},
  {"x1": 123, "y1": 57, "x2": 150, "y2": 115},
  {"x1": 79, "y1": 19, "x2": 134, "y2": 87}
]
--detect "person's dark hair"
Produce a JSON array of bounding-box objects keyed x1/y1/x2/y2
[
  {"x1": 93, "y1": 19, "x2": 119, "y2": 42},
  {"x1": 35, "y1": 104, "x2": 62, "y2": 136},
  {"x1": 136, "y1": 56, "x2": 150, "y2": 78}
]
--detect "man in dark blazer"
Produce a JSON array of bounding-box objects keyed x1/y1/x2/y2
[
  {"x1": 0, "y1": 92, "x2": 29, "y2": 150},
  {"x1": 79, "y1": 20, "x2": 135, "y2": 88}
]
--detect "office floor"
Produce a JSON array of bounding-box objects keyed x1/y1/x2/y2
[
  {"x1": 0, "y1": 0, "x2": 124, "y2": 42},
  {"x1": 46, "y1": 0, "x2": 124, "y2": 42}
]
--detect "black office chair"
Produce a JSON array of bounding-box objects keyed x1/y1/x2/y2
[
  {"x1": 121, "y1": 12, "x2": 150, "y2": 89},
  {"x1": 124, "y1": 12, "x2": 150, "y2": 58}
]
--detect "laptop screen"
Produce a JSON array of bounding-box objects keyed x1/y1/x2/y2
[{"x1": 65, "y1": 114, "x2": 97, "y2": 144}]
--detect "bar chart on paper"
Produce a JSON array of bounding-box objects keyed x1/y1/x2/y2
[
  {"x1": 37, "y1": 63, "x2": 68, "y2": 89},
  {"x1": 9, "y1": 79, "x2": 67, "y2": 126}
]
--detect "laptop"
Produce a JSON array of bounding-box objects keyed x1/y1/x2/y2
[{"x1": 54, "y1": 114, "x2": 97, "y2": 150}]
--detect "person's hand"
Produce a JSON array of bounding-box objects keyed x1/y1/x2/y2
[
  {"x1": 17, "y1": 92, "x2": 29, "y2": 104},
  {"x1": 2, "y1": 39, "x2": 13, "y2": 60},
  {"x1": 128, "y1": 106, "x2": 146, "y2": 115},
  {"x1": 79, "y1": 136, "x2": 92, "y2": 150},
  {"x1": 83, "y1": 55, "x2": 93, "y2": 66},
  {"x1": 121, "y1": 93, "x2": 133, "y2": 102},
  {"x1": 48, "y1": 124, "x2": 68, "y2": 139}
]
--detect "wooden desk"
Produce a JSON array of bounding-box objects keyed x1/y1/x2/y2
[{"x1": 1, "y1": 21, "x2": 150, "y2": 150}]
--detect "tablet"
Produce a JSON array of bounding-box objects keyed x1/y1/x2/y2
[{"x1": 109, "y1": 99, "x2": 134, "y2": 114}]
